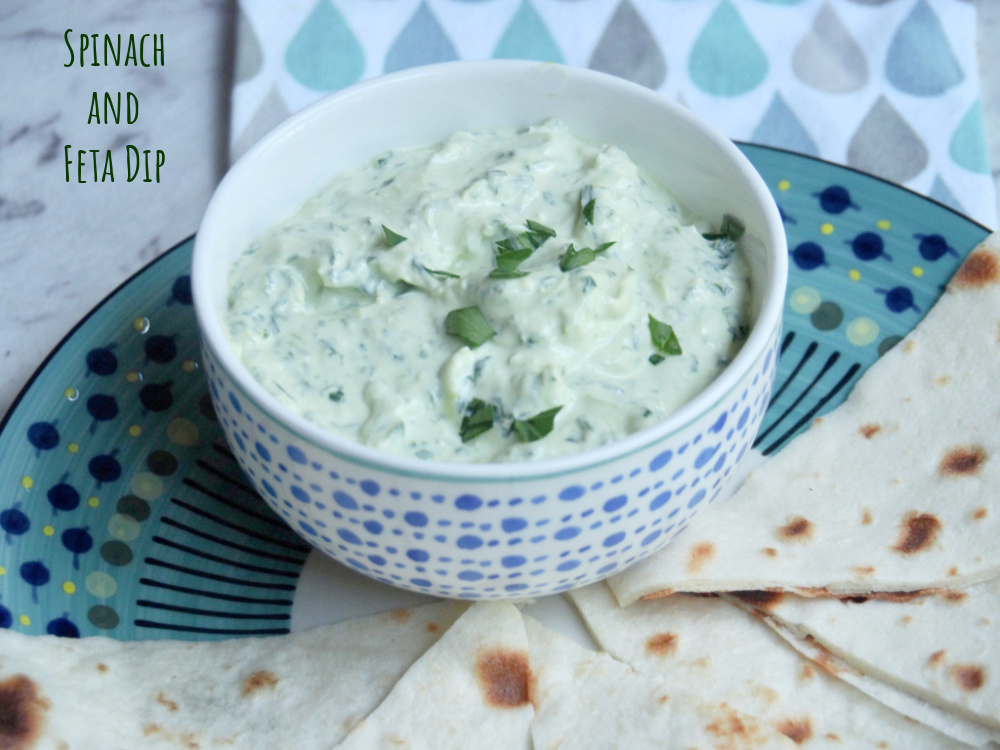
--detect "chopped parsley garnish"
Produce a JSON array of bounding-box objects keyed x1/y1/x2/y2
[
  {"x1": 489, "y1": 221, "x2": 556, "y2": 279},
  {"x1": 460, "y1": 398, "x2": 495, "y2": 443},
  {"x1": 512, "y1": 406, "x2": 562, "y2": 442},
  {"x1": 445, "y1": 307, "x2": 496, "y2": 348},
  {"x1": 559, "y1": 241, "x2": 615, "y2": 272},
  {"x1": 425, "y1": 267, "x2": 461, "y2": 279},
  {"x1": 648, "y1": 314, "x2": 682, "y2": 363},
  {"x1": 582, "y1": 197, "x2": 596, "y2": 225},
  {"x1": 382, "y1": 225, "x2": 407, "y2": 247},
  {"x1": 327, "y1": 387, "x2": 344, "y2": 402},
  {"x1": 701, "y1": 213, "x2": 745, "y2": 242}
]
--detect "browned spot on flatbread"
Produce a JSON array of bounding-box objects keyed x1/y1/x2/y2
[
  {"x1": 949, "y1": 566, "x2": 960, "y2": 577},
  {"x1": 762, "y1": 547, "x2": 778, "y2": 557},
  {"x1": 800, "y1": 663, "x2": 816, "y2": 682},
  {"x1": 687, "y1": 542, "x2": 715, "y2": 574},
  {"x1": 242, "y1": 670, "x2": 278, "y2": 697},
  {"x1": 859, "y1": 423, "x2": 881, "y2": 439},
  {"x1": 892, "y1": 512, "x2": 941, "y2": 554},
  {"x1": 861, "y1": 508, "x2": 873, "y2": 525},
  {"x1": 96, "y1": 663, "x2": 108, "y2": 673},
  {"x1": 940, "y1": 445, "x2": 988, "y2": 477},
  {"x1": 426, "y1": 622, "x2": 439, "y2": 633},
  {"x1": 852, "y1": 565, "x2": 875, "y2": 578},
  {"x1": 145, "y1": 724, "x2": 162, "y2": 736},
  {"x1": 842, "y1": 590, "x2": 929, "y2": 604},
  {"x1": 778, "y1": 516, "x2": 814, "y2": 542},
  {"x1": 0, "y1": 674, "x2": 49, "y2": 750},
  {"x1": 775, "y1": 717, "x2": 813, "y2": 745},
  {"x1": 949, "y1": 248, "x2": 1000, "y2": 290},
  {"x1": 646, "y1": 632, "x2": 679, "y2": 657},
  {"x1": 706, "y1": 709, "x2": 769, "y2": 745},
  {"x1": 731, "y1": 590, "x2": 785, "y2": 611},
  {"x1": 826, "y1": 733, "x2": 842, "y2": 741},
  {"x1": 390, "y1": 608, "x2": 413, "y2": 623},
  {"x1": 927, "y1": 650, "x2": 947, "y2": 668},
  {"x1": 804, "y1": 636, "x2": 845, "y2": 677},
  {"x1": 640, "y1": 588, "x2": 674, "y2": 601},
  {"x1": 973, "y1": 507, "x2": 989, "y2": 520},
  {"x1": 475, "y1": 648, "x2": 530, "y2": 708},
  {"x1": 941, "y1": 590, "x2": 968, "y2": 604},
  {"x1": 156, "y1": 691, "x2": 179, "y2": 712},
  {"x1": 951, "y1": 664, "x2": 986, "y2": 691}
]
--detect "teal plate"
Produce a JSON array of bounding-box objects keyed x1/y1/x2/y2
[{"x1": 0, "y1": 147, "x2": 990, "y2": 641}]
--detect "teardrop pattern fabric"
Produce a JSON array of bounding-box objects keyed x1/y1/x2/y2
[{"x1": 230, "y1": 0, "x2": 995, "y2": 228}]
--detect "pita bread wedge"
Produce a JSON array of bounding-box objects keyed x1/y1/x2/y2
[
  {"x1": 0, "y1": 600, "x2": 464, "y2": 749},
  {"x1": 569, "y1": 582, "x2": 974, "y2": 749},
  {"x1": 525, "y1": 615, "x2": 798, "y2": 749},
  {"x1": 724, "y1": 578, "x2": 1000, "y2": 737},
  {"x1": 609, "y1": 233, "x2": 1000, "y2": 605},
  {"x1": 334, "y1": 601, "x2": 534, "y2": 749}
]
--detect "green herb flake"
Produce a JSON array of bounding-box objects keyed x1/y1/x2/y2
[
  {"x1": 489, "y1": 248, "x2": 533, "y2": 279},
  {"x1": 559, "y1": 241, "x2": 614, "y2": 272},
  {"x1": 648, "y1": 353, "x2": 665, "y2": 365},
  {"x1": 512, "y1": 406, "x2": 562, "y2": 442},
  {"x1": 460, "y1": 398, "x2": 495, "y2": 443},
  {"x1": 525, "y1": 220, "x2": 556, "y2": 238},
  {"x1": 445, "y1": 307, "x2": 496, "y2": 349},
  {"x1": 327, "y1": 387, "x2": 345, "y2": 402},
  {"x1": 648, "y1": 314, "x2": 682, "y2": 361},
  {"x1": 701, "y1": 213, "x2": 745, "y2": 242},
  {"x1": 582, "y1": 197, "x2": 596, "y2": 225},
  {"x1": 382, "y1": 225, "x2": 407, "y2": 248},
  {"x1": 425, "y1": 268, "x2": 461, "y2": 279}
]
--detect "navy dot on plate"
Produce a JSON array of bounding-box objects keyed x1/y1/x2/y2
[
  {"x1": 144, "y1": 335, "x2": 178, "y2": 363},
  {"x1": 86, "y1": 347, "x2": 118, "y2": 376},
  {"x1": 27, "y1": 422, "x2": 60, "y2": 451},
  {"x1": 86, "y1": 394, "x2": 119, "y2": 421},
  {"x1": 334, "y1": 491, "x2": 358, "y2": 510},
  {"x1": 558, "y1": 485, "x2": 586, "y2": 501},
  {"x1": 171, "y1": 275, "x2": 193, "y2": 304},
  {"x1": 88, "y1": 455, "x2": 121, "y2": 483},
  {"x1": 455, "y1": 494, "x2": 482, "y2": 511},
  {"x1": 791, "y1": 241, "x2": 826, "y2": 271},
  {"x1": 501, "y1": 518, "x2": 528, "y2": 533},
  {"x1": 139, "y1": 383, "x2": 173, "y2": 412},
  {"x1": 0, "y1": 507, "x2": 29, "y2": 535},
  {"x1": 46, "y1": 617, "x2": 80, "y2": 638},
  {"x1": 603, "y1": 495, "x2": 627, "y2": 513},
  {"x1": 20, "y1": 560, "x2": 50, "y2": 587},
  {"x1": 404, "y1": 511, "x2": 428, "y2": 527},
  {"x1": 47, "y1": 483, "x2": 80, "y2": 512}
]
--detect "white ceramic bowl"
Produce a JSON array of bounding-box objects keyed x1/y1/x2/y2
[{"x1": 193, "y1": 61, "x2": 787, "y2": 600}]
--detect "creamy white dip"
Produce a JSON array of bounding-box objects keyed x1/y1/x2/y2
[{"x1": 226, "y1": 120, "x2": 751, "y2": 463}]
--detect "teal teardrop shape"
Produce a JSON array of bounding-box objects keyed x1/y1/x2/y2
[
  {"x1": 949, "y1": 100, "x2": 990, "y2": 175},
  {"x1": 285, "y1": 0, "x2": 364, "y2": 92},
  {"x1": 588, "y1": 0, "x2": 666, "y2": 89},
  {"x1": 234, "y1": 9, "x2": 264, "y2": 84},
  {"x1": 385, "y1": 2, "x2": 458, "y2": 73},
  {"x1": 493, "y1": 0, "x2": 563, "y2": 63},
  {"x1": 688, "y1": 1, "x2": 768, "y2": 97},
  {"x1": 752, "y1": 93, "x2": 818, "y2": 157},
  {"x1": 885, "y1": 0, "x2": 963, "y2": 97}
]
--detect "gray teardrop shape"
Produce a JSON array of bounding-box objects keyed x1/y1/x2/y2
[
  {"x1": 752, "y1": 93, "x2": 819, "y2": 156},
  {"x1": 234, "y1": 9, "x2": 265, "y2": 84},
  {"x1": 384, "y1": 2, "x2": 458, "y2": 73},
  {"x1": 885, "y1": 0, "x2": 963, "y2": 97},
  {"x1": 589, "y1": 0, "x2": 666, "y2": 90},
  {"x1": 847, "y1": 95, "x2": 928, "y2": 184},
  {"x1": 792, "y1": 3, "x2": 868, "y2": 93},
  {"x1": 231, "y1": 85, "x2": 293, "y2": 163}
]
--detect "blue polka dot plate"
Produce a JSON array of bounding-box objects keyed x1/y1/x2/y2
[{"x1": 0, "y1": 146, "x2": 989, "y2": 640}]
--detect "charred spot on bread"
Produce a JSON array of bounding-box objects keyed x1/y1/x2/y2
[{"x1": 475, "y1": 648, "x2": 531, "y2": 708}]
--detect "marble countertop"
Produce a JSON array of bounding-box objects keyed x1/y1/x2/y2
[{"x1": 2, "y1": 0, "x2": 999, "y2": 421}]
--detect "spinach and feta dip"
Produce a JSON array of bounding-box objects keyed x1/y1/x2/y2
[{"x1": 225, "y1": 120, "x2": 752, "y2": 463}]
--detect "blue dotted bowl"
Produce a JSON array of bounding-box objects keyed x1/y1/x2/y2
[{"x1": 193, "y1": 61, "x2": 787, "y2": 599}]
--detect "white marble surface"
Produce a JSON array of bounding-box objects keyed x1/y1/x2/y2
[{"x1": 1, "y1": 0, "x2": 999, "y2": 422}]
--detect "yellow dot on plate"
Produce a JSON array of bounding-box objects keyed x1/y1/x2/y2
[
  {"x1": 849, "y1": 269, "x2": 862, "y2": 282},
  {"x1": 128, "y1": 424, "x2": 143, "y2": 438},
  {"x1": 108, "y1": 513, "x2": 141, "y2": 542},
  {"x1": 131, "y1": 472, "x2": 163, "y2": 501},
  {"x1": 912, "y1": 266, "x2": 924, "y2": 277},
  {"x1": 0, "y1": 566, "x2": 6, "y2": 575},
  {"x1": 19, "y1": 615, "x2": 30, "y2": 627},
  {"x1": 68, "y1": 443, "x2": 79, "y2": 454},
  {"x1": 877, "y1": 219, "x2": 891, "y2": 230},
  {"x1": 126, "y1": 371, "x2": 141, "y2": 384},
  {"x1": 778, "y1": 179, "x2": 791, "y2": 191},
  {"x1": 133, "y1": 317, "x2": 150, "y2": 333},
  {"x1": 182, "y1": 359, "x2": 198, "y2": 373},
  {"x1": 820, "y1": 223, "x2": 834, "y2": 235},
  {"x1": 86, "y1": 571, "x2": 118, "y2": 598},
  {"x1": 63, "y1": 581, "x2": 76, "y2": 595},
  {"x1": 64, "y1": 387, "x2": 79, "y2": 401},
  {"x1": 846, "y1": 317, "x2": 880, "y2": 346},
  {"x1": 43, "y1": 525, "x2": 55, "y2": 537},
  {"x1": 88, "y1": 497, "x2": 100, "y2": 508},
  {"x1": 21, "y1": 476, "x2": 33, "y2": 490},
  {"x1": 788, "y1": 286, "x2": 822, "y2": 315},
  {"x1": 168, "y1": 418, "x2": 200, "y2": 447}
]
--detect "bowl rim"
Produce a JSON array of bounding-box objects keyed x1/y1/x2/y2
[{"x1": 193, "y1": 59, "x2": 788, "y2": 482}]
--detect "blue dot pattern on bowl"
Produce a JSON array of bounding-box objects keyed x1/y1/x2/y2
[{"x1": 203, "y1": 322, "x2": 781, "y2": 600}]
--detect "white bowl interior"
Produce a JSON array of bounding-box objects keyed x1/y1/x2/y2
[{"x1": 194, "y1": 61, "x2": 786, "y2": 475}]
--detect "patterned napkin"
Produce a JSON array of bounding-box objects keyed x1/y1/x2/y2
[{"x1": 231, "y1": 0, "x2": 995, "y2": 228}]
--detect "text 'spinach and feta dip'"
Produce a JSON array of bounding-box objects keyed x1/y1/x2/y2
[{"x1": 225, "y1": 120, "x2": 752, "y2": 463}]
